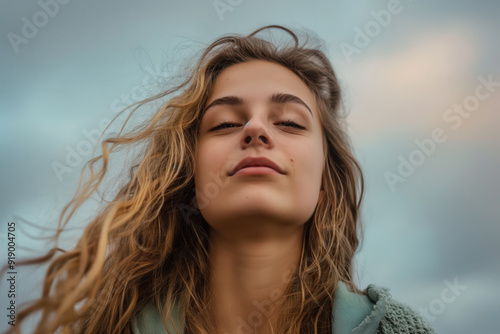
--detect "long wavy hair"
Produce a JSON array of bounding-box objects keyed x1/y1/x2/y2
[{"x1": 2, "y1": 24, "x2": 366, "y2": 334}]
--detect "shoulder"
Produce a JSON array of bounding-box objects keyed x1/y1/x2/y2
[
  {"x1": 131, "y1": 304, "x2": 166, "y2": 334},
  {"x1": 131, "y1": 301, "x2": 184, "y2": 334},
  {"x1": 360, "y1": 284, "x2": 438, "y2": 334},
  {"x1": 330, "y1": 281, "x2": 439, "y2": 334}
]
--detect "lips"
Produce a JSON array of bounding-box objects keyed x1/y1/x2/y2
[{"x1": 230, "y1": 156, "x2": 284, "y2": 176}]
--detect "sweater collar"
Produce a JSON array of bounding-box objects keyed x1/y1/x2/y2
[
  {"x1": 132, "y1": 281, "x2": 389, "y2": 334},
  {"x1": 333, "y1": 281, "x2": 392, "y2": 334}
]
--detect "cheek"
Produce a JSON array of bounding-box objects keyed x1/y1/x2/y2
[
  {"x1": 293, "y1": 140, "x2": 324, "y2": 176},
  {"x1": 194, "y1": 143, "x2": 210, "y2": 184},
  {"x1": 290, "y1": 144, "x2": 324, "y2": 201},
  {"x1": 195, "y1": 141, "x2": 232, "y2": 185}
]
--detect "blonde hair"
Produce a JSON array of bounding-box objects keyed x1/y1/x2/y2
[{"x1": 2, "y1": 24, "x2": 365, "y2": 334}]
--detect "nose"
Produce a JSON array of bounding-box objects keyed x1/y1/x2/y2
[{"x1": 241, "y1": 117, "x2": 274, "y2": 149}]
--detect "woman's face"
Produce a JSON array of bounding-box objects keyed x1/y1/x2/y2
[{"x1": 195, "y1": 60, "x2": 325, "y2": 236}]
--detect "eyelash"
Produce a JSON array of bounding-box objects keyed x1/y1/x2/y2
[{"x1": 209, "y1": 120, "x2": 305, "y2": 131}]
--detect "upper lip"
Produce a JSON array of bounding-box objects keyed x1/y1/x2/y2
[{"x1": 230, "y1": 156, "x2": 284, "y2": 176}]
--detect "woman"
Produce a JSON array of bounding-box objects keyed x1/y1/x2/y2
[{"x1": 4, "y1": 25, "x2": 437, "y2": 334}]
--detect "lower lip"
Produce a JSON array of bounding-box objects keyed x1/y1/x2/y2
[{"x1": 233, "y1": 166, "x2": 280, "y2": 176}]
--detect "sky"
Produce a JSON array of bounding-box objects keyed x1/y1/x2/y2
[{"x1": 1, "y1": 0, "x2": 499, "y2": 333}]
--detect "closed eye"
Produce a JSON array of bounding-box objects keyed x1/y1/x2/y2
[
  {"x1": 209, "y1": 121, "x2": 240, "y2": 131},
  {"x1": 279, "y1": 120, "x2": 306, "y2": 129},
  {"x1": 209, "y1": 120, "x2": 305, "y2": 132}
]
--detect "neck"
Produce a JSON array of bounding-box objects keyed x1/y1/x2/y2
[{"x1": 208, "y1": 224, "x2": 305, "y2": 333}]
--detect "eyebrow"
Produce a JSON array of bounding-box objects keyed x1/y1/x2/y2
[{"x1": 203, "y1": 92, "x2": 313, "y2": 117}]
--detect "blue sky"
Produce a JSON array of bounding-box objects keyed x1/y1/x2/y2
[{"x1": 1, "y1": 0, "x2": 499, "y2": 332}]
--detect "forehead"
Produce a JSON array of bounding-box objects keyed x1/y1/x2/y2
[{"x1": 206, "y1": 60, "x2": 319, "y2": 116}]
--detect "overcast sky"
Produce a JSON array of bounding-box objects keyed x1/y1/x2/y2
[{"x1": 1, "y1": 0, "x2": 499, "y2": 333}]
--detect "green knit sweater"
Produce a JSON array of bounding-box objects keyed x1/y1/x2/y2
[{"x1": 131, "y1": 281, "x2": 437, "y2": 333}]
